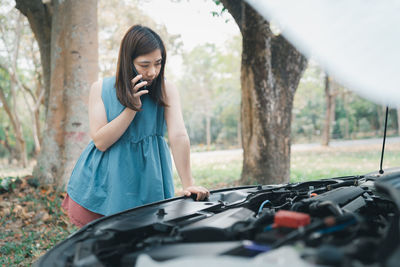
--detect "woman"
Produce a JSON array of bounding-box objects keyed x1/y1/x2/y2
[{"x1": 62, "y1": 25, "x2": 210, "y2": 228}]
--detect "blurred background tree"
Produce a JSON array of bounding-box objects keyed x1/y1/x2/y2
[
  {"x1": 0, "y1": 5, "x2": 44, "y2": 167},
  {"x1": 178, "y1": 36, "x2": 241, "y2": 150},
  {"x1": 292, "y1": 60, "x2": 399, "y2": 144}
]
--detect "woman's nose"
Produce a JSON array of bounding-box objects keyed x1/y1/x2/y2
[{"x1": 147, "y1": 66, "x2": 156, "y2": 77}]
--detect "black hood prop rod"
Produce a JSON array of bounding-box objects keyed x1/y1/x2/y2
[{"x1": 379, "y1": 106, "x2": 389, "y2": 175}]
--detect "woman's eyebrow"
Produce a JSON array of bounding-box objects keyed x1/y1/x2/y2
[{"x1": 138, "y1": 58, "x2": 162, "y2": 64}]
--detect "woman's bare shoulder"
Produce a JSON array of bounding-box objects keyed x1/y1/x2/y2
[
  {"x1": 92, "y1": 79, "x2": 103, "y2": 91},
  {"x1": 90, "y1": 79, "x2": 104, "y2": 97},
  {"x1": 163, "y1": 79, "x2": 178, "y2": 96}
]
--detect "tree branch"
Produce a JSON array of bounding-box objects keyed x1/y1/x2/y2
[
  {"x1": 0, "y1": 62, "x2": 36, "y2": 102},
  {"x1": 220, "y1": 0, "x2": 244, "y2": 33},
  {"x1": 15, "y1": 0, "x2": 52, "y2": 46}
]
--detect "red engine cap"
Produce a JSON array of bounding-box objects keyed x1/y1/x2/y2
[{"x1": 274, "y1": 210, "x2": 311, "y2": 228}]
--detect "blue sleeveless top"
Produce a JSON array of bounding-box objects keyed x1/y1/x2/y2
[{"x1": 67, "y1": 77, "x2": 174, "y2": 216}]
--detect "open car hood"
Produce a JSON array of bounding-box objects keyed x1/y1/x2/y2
[
  {"x1": 244, "y1": 0, "x2": 400, "y2": 107},
  {"x1": 35, "y1": 169, "x2": 400, "y2": 267}
]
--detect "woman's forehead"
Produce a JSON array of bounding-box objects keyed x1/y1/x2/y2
[{"x1": 135, "y1": 49, "x2": 162, "y2": 63}]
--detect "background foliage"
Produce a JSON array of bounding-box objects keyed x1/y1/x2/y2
[{"x1": 0, "y1": 0, "x2": 399, "y2": 161}]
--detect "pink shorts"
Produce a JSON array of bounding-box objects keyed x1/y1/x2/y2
[{"x1": 62, "y1": 194, "x2": 104, "y2": 228}]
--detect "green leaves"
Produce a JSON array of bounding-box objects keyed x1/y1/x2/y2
[
  {"x1": 178, "y1": 36, "x2": 241, "y2": 146},
  {"x1": 211, "y1": 0, "x2": 228, "y2": 20},
  {"x1": 0, "y1": 176, "x2": 22, "y2": 193}
]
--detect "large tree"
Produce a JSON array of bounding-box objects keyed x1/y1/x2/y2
[
  {"x1": 219, "y1": 1, "x2": 307, "y2": 184},
  {"x1": 15, "y1": 0, "x2": 98, "y2": 188}
]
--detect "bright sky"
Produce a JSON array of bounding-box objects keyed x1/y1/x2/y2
[
  {"x1": 139, "y1": 0, "x2": 240, "y2": 76},
  {"x1": 140, "y1": 0, "x2": 240, "y2": 51},
  {"x1": 2, "y1": 0, "x2": 241, "y2": 76}
]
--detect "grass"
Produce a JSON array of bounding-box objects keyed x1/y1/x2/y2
[
  {"x1": 173, "y1": 158, "x2": 243, "y2": 192},
  {"x1": 1, "y1": 141, "x2": 400, "y2": 266},
  {"x1": 290, "y1": 145, "x2": 400, "y2": 182},
  {"x1": 173, "y1": 142, "x2": 400, "y2": 190}
]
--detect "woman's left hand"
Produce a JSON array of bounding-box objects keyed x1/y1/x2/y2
[{"x1": 183, "y1": 185, "x2": 210, "y2": 201}]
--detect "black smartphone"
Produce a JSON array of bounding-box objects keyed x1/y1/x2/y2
[{"x1": 132, "y1": 63, "x2": 147, "y2": 91}]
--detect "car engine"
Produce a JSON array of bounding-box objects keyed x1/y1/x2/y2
[{"x1": 34, "y1": 169, "x2": 400, "y2": 267}]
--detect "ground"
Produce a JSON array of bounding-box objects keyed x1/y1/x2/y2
[{"x1": 0, "y1": 178, "x2": 78, "y2": 266}]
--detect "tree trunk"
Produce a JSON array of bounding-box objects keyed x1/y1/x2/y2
[
  {"x1": 31, "y1": 36, "x2": 46, "y2": 155},
  {"x1": 1, "y1": 127, "x2": 16, "y2": 164},
  {"x1": 60, "y1": 0, "x2": 98, "y2": 188},
  {"x1": 342, "y1": 92, "x2": 350, "y2": 139},
  {"x1": 20, "y1": 86, "x2": 43, "y2": 156},
  {"x1": 17, "y1": 0, "x2": 98, "y2": 188},
  {"x1": 33, "y1": 99, "x2": 42, "y2": 154},
  {"x1": 206, "y1": 115, "x2": 211, "y2": 150},
  {"x1": 32, "y1": 109, "x2": 41, "y2": 155},
  {"x1": 221, "y1": 1, "x2": 307, "y2": 184},
  {"x1": 322, "y1": 75, "x2": 332, "y2": 146},
  {"x1": 398, "y1": 108, "x2": 400, "y2": 136},
  {"x1": 237, "y1": 119, "x2": 242, "y2": 147}
]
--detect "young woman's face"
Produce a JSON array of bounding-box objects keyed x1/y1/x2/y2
[{"x1": 133, "y1": 49, "x2": 162, "y2": 86}]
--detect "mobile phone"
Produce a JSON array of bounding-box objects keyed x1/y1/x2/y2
[{"x1": 132, "y1": 63, "x2": 147, "y2": 91}]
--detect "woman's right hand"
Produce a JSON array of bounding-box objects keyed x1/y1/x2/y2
[
  {"x1": 89, "y1": 79, "x2": 141, "y2": 151},
  {"x1": 128, "y1": 74, "x2": 148, "y2": 109}
]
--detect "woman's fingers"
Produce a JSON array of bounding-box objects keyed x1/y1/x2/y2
[
  {"x1": 197, "y1": 189, "x2": 209, "y2": 201},
  {"x1": 183, "y1": 186, "x2": 210, "y2": 201},
  {"x1": 127, "y1": 76, "x2": 148, "y2": 109},
  {"x1": 195, "y1": 186, "x2": 209, "y2": 199},
  {"x1": 131, "y1": 81, "x2": 148, "y2": 92},
  {"x1": 133, "y1": 89, "x2": 149, "y2": 98},
  {"x1": 131, "y1": 74, "x2": 148, "y2": 92},
  {"x1": 131, "y1": 74, "x2": 143, "y2": 85}
]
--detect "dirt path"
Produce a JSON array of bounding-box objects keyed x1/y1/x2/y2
[{"x1": 192, "y1": 136, "x2": 400, "y2": 160}]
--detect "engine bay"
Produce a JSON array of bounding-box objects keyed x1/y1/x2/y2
[{"x1": 35, "y1": 170, "x2": 400, "y2": 267}]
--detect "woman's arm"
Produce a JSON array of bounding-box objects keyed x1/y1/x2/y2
[
  {"x1": 89, "y1": 77, "x2": 148, "y2": 152},
  {"x1": 163, "y1": 80, "x2": 210, "y2": 200}
]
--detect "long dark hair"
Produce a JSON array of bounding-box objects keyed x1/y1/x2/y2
[{"x1": 115, "y1": 25, "x2": 167, "y2": 110}]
